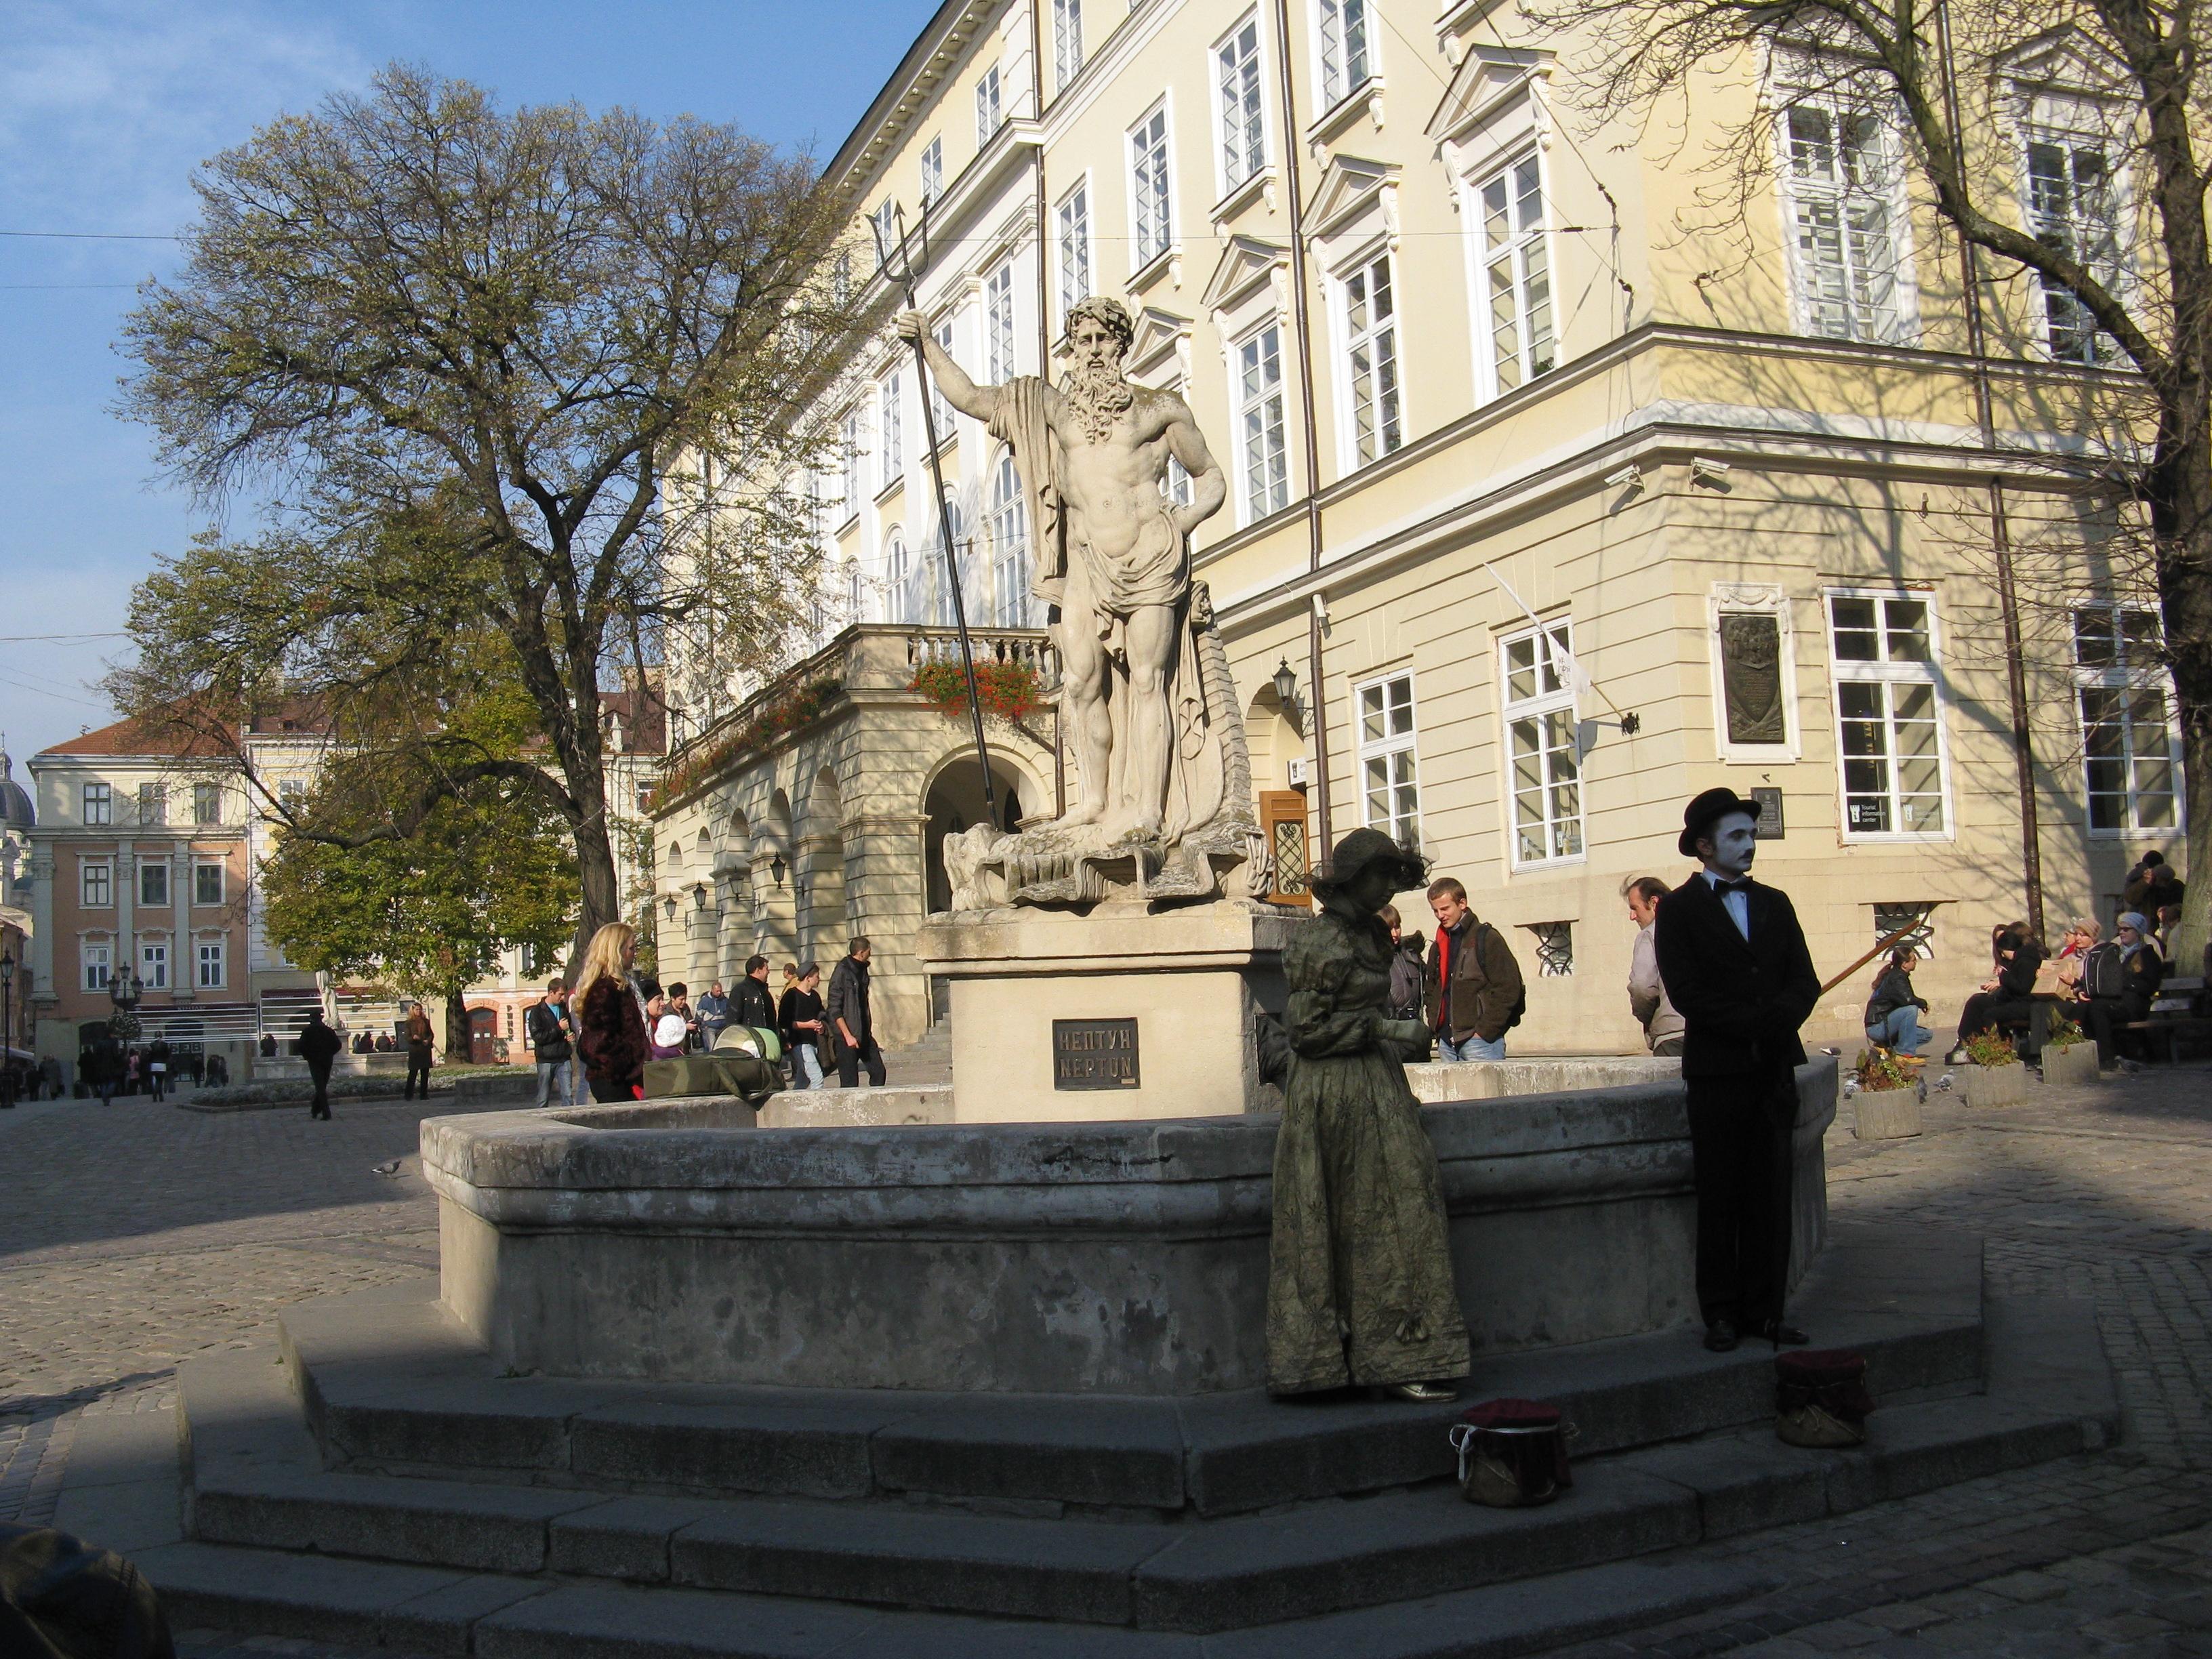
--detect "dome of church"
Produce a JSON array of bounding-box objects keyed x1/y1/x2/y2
[{"x1": 0, "y1": 750, "x2": 34, "y2": 832}]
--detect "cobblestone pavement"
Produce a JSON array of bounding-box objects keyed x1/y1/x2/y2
[{"x1": 4, "y1": 1063, "x2": 2209, "y2": 1657}]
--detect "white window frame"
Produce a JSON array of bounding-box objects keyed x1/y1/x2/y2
[
  {"x1": 1128, "y1": 100, "x2": 1174, "y2": 273},
  {"x1": 1231, "y1": 320, "x2": 1289, "y2": 524},
  {"x1": 975, "y1": 64, "x2": 1004, "y2": 148},
  {"x1": 989, "y1": 453, "x2": 1033, "y2": 628},
  {"x1": 878, "y1": 373, "x2": 903, "y2": 489},
  {"x1": 920, "y1": 136, "x2": 944, "y2": 207},
  {"x1": 1823, "y1": 588, "x2": 1955, "y2": 842},
  {"x1": 194, "y1": 859, "x2": 226, "y2": 907},
  {"x1": 197, "y1": 939, "x2": 227, "y2": 990},
  {"x1": 83, "y1": 943, "x2": 112, "y2": 994},
  {"x1": 1333, "y1": 245, "x2": 1403, "y2": 470},
  {"x1": 139, "y1": 941, "x2": 169, "y2": 991},
  {"x1": 82, "y1": 782, "x2": 111, "y2": 825},
  {"x1": 885, "y1": 528, "x2": 916, "y2": 624},
  {"x1": 81, "y1": 858, "x2": 113, "y2": 909},
  {"x1": 139, "y1": 858, "x2": 169, "y2": 908},
  {"x1": 839, "y1": 408, "x2": 861, "y2": 523},
  {"x1": 2071, "y1": 602, "x2": 2184, "y2": 838},
  {"x1": 867, "y1": 201, "x2": 899, "y2": 269},
  {"x1": 192, "y1": 782, "x2": 222, "y2": 824},
  {"x1": 2020, "y1": 123, "x2": 2128, "y2": 365},
  {"x1": 1775, "y1": 90, "x2": 1918, "y2": 346},
  {"x1": 1471, "y1": 148, "x2": 1555, "y2": 401},
  {"x1": 1213, "y1": 13, "x2": 1268, "y2": 198},
  {"x1": 985, "y1": 258, "x2": 1018, "y2": 384},
  {"x1": 1315, "y1": 0, "x2": 1374, "y2": 110},
  {"x1": 928, "y1": 317, "x2": 959, "y2": 447},
  {"x1": 1498, "y1": 619, "x2": 1586, "y2": 869},
  {"x1": 1052, "y1": 0, "x2": 1084, "y2": 91},
  {"x1": 1355, "y1": 670, "x2": 1422, "y2": 848},
  {"x1": 138, "y1": 783, "x2": 167, "y2": 825},
  {"x1": 1706, "y1": 583, "x2": 1803, "y2": 762},
  {"x1": 1056, "y1": 177, "x2": 1094, "y2": 329}
]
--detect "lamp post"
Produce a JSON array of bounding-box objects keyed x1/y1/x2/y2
[{"x1": 1, "y1": 949, "x2": 15, "y2": 1109}]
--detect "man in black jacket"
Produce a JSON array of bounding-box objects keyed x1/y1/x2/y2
[
  {"x1": 730, "y1": 956, "x2": 777, "y2": 1033},
  {"x1": 826, "y1": 938, "x2": 886, "y2": 1088},
  {"x1": 1654, "y1": 789, "x2": 1822, "y2": 1353},
  {"x1": 297, "y1": 1009, "x2": 343, "y2": 1122}
]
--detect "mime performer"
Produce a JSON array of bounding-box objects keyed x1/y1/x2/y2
[{"x1": 1654, "y1": 790, "x2": 1822, "y2": 1354}]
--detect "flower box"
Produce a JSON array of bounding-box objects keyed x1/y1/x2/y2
[
  {"x1": 1960, "y1": 1062, "x2": 2028, "y2": 1109},
  {"x1": 1853, "y1": 1084, "x2": 1922, "y2": 1140},
  {"x1": 2039, "y1": 1042, "x2": 2101, "y2": 1088}
]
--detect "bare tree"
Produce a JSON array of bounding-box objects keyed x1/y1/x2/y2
[
  {"x1": 1538, "y1": 0, "x2": 2211, "y2": 964},
  {"x1": 120, "y1": 66, "x2": 874, "y2": 950}
]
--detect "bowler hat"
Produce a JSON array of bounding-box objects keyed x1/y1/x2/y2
[{"x1": 1678, "y1": 787, "x2": 1764, "y2": 859}]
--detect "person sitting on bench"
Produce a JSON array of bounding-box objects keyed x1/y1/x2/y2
[
  {"x1": 1951, "y1": 921, "x2": 2046, "y2": 1064},
  {"x1": 2084, "y1": 912, "x2": 2165, "y2": 1070}
]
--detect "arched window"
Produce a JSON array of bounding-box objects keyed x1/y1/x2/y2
[
  {"x1": 930, "y1": 496, "x2": 965, "y2": 626},
  {"x1": 991, "y1": 455, "x2": 1032, "y2": 627}
]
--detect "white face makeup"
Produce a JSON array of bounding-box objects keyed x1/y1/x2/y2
[{"x1": 1700, "y1": 813, "x2": 1759, "y2": 879}]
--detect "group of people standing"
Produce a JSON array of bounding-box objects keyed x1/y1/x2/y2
[{"x1": 554, "y1": 923, "x2": 889, "y2": 1104}]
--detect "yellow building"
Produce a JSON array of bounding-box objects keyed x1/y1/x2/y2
[{"x1": 654, "y1": 0, "x2": 2182, "y2": 1052}]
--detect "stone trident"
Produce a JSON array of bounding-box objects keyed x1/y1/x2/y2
[{"x1": 870, "y1": 199, "x2": 999, "y2": 823}]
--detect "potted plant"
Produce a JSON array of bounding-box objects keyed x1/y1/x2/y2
[
  {"x1": 1851, "y1": 1047, "x2": 1923, "y2": 1139},
  {"x1": 2038, "y1": 1013, "x2": 2100, "y2": 1087},
  {"x1": 1959, "y1": 1031, "x2": 2028, "y2": 1107}
]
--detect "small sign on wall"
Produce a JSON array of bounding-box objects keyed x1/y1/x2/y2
[
  {"x1": 1752, "y1": 787, "x2": 1785, "y2": 839},
  {"x1": 1052, "y1": 1018, "x2": 1140, "y2": 1090}
]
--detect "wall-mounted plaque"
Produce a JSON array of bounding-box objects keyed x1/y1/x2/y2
[
  {"x1": 1052, "y1": 1018, "x2": 1140, "y2": 1090},
  {"x1": 1751, "y1": 786, "x2": 1784, "y2": 839}
]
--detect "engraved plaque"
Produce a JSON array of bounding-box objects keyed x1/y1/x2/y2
[
  {"x1": 1052, "y1": 1018, "x2": 1140, "y2": 1090},
  {"x1": 1752, "y1": 786, "x2": 1784, "y2": 839}
]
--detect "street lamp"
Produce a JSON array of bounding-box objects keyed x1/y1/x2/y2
[
  {"x1": 691, "y1": 881, "x2": 708, "y2": 911},
  {"x1": 769, "y1": 854, "x2": 787, "y2": 888},
  {"x1": 1272, "y1": 657, "x2": 1305, "y2": 735},
  {"x1": 1, "y1": 949, "x2": 15, "y2": 1109}
]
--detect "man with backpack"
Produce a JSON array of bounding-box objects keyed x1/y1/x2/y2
[
  {"x1": 1423, "y1": 876, "x2": 1525, "y2": 1061},
  {"x1": 527, "y1": 979, "x2": 576, "y2": 1108}
]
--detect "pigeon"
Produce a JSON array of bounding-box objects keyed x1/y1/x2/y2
[
  {"x1": 371, "y1": 1160, "x2": 403, "y2": 1177},
  {"x1": 1820, "y1": 1046, "x2": 1841, "y2": 1057},
  {"x1": 1933, "y1": 1072, "x2": 1955, "y2": 1092},
  {"x1": 1841, "y1": 1079, "x2": 1860, "y2": 1098}
]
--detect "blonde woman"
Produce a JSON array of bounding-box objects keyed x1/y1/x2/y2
[{"x1": 573, "y1": 923, "x2": 648, "y2": 1102}]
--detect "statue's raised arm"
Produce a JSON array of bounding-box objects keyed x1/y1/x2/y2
[{"x1": 895, "y1": 310, "x2": 1010, "y2": 426}]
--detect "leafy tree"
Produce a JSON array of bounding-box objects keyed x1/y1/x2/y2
[
  {"x1": 260, "y1": 779, "x2": 577, "y2": 1057},
  {"x1": 120, "y1": 66, "x2": 872, "y2": 951},
  {"x1": 1537, "y1": 0, "x2": 2212, "y2": 960}
]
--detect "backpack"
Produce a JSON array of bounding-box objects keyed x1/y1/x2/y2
[
  {"x1": 1479, "y1": 923, "x2": 1528, "y2": 1033},
  {"x1": 2078, "y1": 942, "x2": 2125, "y2": 1000}
]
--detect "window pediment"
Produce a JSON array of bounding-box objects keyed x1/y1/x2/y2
[
  {"x1": 1308, "y1": 153, "x2": 1399, "y2": 245},
  {"x1": 1200, "y1": 233, "x2": 1288, "y2": 313},
  {"x1": 1424, "y1": 46, "x2": 1549, "y2": 147},
  {"x1": 1126, "y1": 306, "x2": 1193, "y2": 381},
  {"x1": 1997, "y1": 28, "x2": 2133, "y2": 102}
]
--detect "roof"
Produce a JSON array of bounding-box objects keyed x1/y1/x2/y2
[
  {"x1": 601, "y1": 685, "x2": 668, "y2": 756},
  {"x1": 0, "y1": 748, "x2": 30, "y2": 830},
  {"x1": 35, "y1": 709, "x2": 238, "y2": 762},
  {"x1": 823, "y1": 0, "x2": 991, "y2": 199}
]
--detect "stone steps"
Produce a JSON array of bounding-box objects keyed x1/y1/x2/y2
[
  {"x1": 167, "y1": 1292, "x2": 2116, "y2": 1639},
  {"x1": 275, "y1": 1227, "x2": 1989, "y2": 1519}
]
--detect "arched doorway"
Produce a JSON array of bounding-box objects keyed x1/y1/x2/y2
[
  {"x1": 922, "y1": 756, "x2": 1030, "y2": 916},
  {"x1": 800, "y1": 766, "x2": 846, "y2": 965}
]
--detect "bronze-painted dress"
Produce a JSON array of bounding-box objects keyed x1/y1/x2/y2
[{"x1": 1266, "y1": 903, "x2": 1472, "y2": 1395}]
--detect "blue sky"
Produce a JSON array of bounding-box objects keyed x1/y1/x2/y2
[{"x1": 0, "y1": 0, "x2": 924, "y2": 769}]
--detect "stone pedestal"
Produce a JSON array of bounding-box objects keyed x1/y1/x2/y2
[
  {"x1": 916, "y1": 900, "x2": 1303, "y2": 1122},
  {"x1": 2039, "y1": 1042, "x2": 2101, "y2": 1088},
  {"x1": 1853, "y1": 1083, "x2": 1923, "y2": 1139},
  {"x1": 1960, "y1": 1061, "x2": 2028, "y2": 1107}
]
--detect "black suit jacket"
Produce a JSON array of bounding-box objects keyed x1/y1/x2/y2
[{"x1": 1653, "y1": 872, "x2": 1822, "y2": 1080}]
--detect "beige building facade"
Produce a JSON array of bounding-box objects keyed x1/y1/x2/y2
[{"x1": 656, "y1": 0, "x2": 2184, "y2": 1053}]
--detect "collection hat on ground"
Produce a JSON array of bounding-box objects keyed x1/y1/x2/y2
[{"x1": 1678, "y1": 787, "x2": 1765, "y2": 859}]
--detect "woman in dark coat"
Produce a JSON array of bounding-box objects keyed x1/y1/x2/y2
[
  {"x1": 2085, "y1": 912, "x2": 2165, "y2": 1069},
  {"x1": 1267, "y1": 828, "x2": 1469, "y2": 1402},
  {"x1": 1952, "y1": 922, "x2": 2048, "y2": 1061},
  {"x1": 403, "y1": 1006, "x2": 436, "y2": 1100},
  {"x1": 573, "y1": 922, "x2": 649, "y2": 1103}
]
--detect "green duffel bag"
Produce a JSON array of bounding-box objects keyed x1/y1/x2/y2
[
  {"x1": 713, "y1": 1024, "x2": 784, "y2": 1062},
  {"x1": 642, "y1": 1053, "x2": 782, "y2": 1101}
]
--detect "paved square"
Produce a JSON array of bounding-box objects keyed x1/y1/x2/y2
[{"x1": 3, "y1": 1063, "x2": 2207, "y2": 1656}]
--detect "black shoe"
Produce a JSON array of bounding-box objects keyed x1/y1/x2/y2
[
  {"x1": 1756, "y1": 1319, "x2": 1809, "y2": 1347},
  {"x1": 1704, "y1": 1319, "x2": 1739, "y2": 1353}
]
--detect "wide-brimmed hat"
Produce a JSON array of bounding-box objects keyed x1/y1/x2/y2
[
  {"x1": 1310, "y1": 827, "x2": 1430, "y2": 903},
  {"x1": 1678, "y1": 787, "x2": 1764, "y2": 859}
]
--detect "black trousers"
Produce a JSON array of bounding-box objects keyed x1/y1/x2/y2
[
  {"x1": 2086, "y1": 995, "x2": 2152, "y2": 1067},
  {"x1": 404, "y1": 1046, "x2": 432, "y2": 1099},
  {"x1": 308, "y1": 1063, "x2": 333, "y2": 1119},
  {"x1": 1683, "y1": 1061, "x2": 1798, "y2": 1330},
  {"x1": 1958, "y1": 992, "x2": 2041, "y2": 1058},
  {"x1": 837, "y1": 1033, "x2": 886, "y2": 1088},
  {"x1": 588, "y1": 1074, "x2": 637, "y2": 1103}
]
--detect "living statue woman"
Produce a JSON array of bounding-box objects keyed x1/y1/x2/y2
[{"x1": 1267, "y1": 827, "x2": 1471, "y2": 1401}]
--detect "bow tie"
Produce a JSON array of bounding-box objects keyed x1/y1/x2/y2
[{"x1": 1715, "y1": 878, "x2": 1753, "y2": 895}]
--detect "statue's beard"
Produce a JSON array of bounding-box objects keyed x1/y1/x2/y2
[{"x1": 1063, "y1": 359, "x2": 1134, "y2": 444}]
